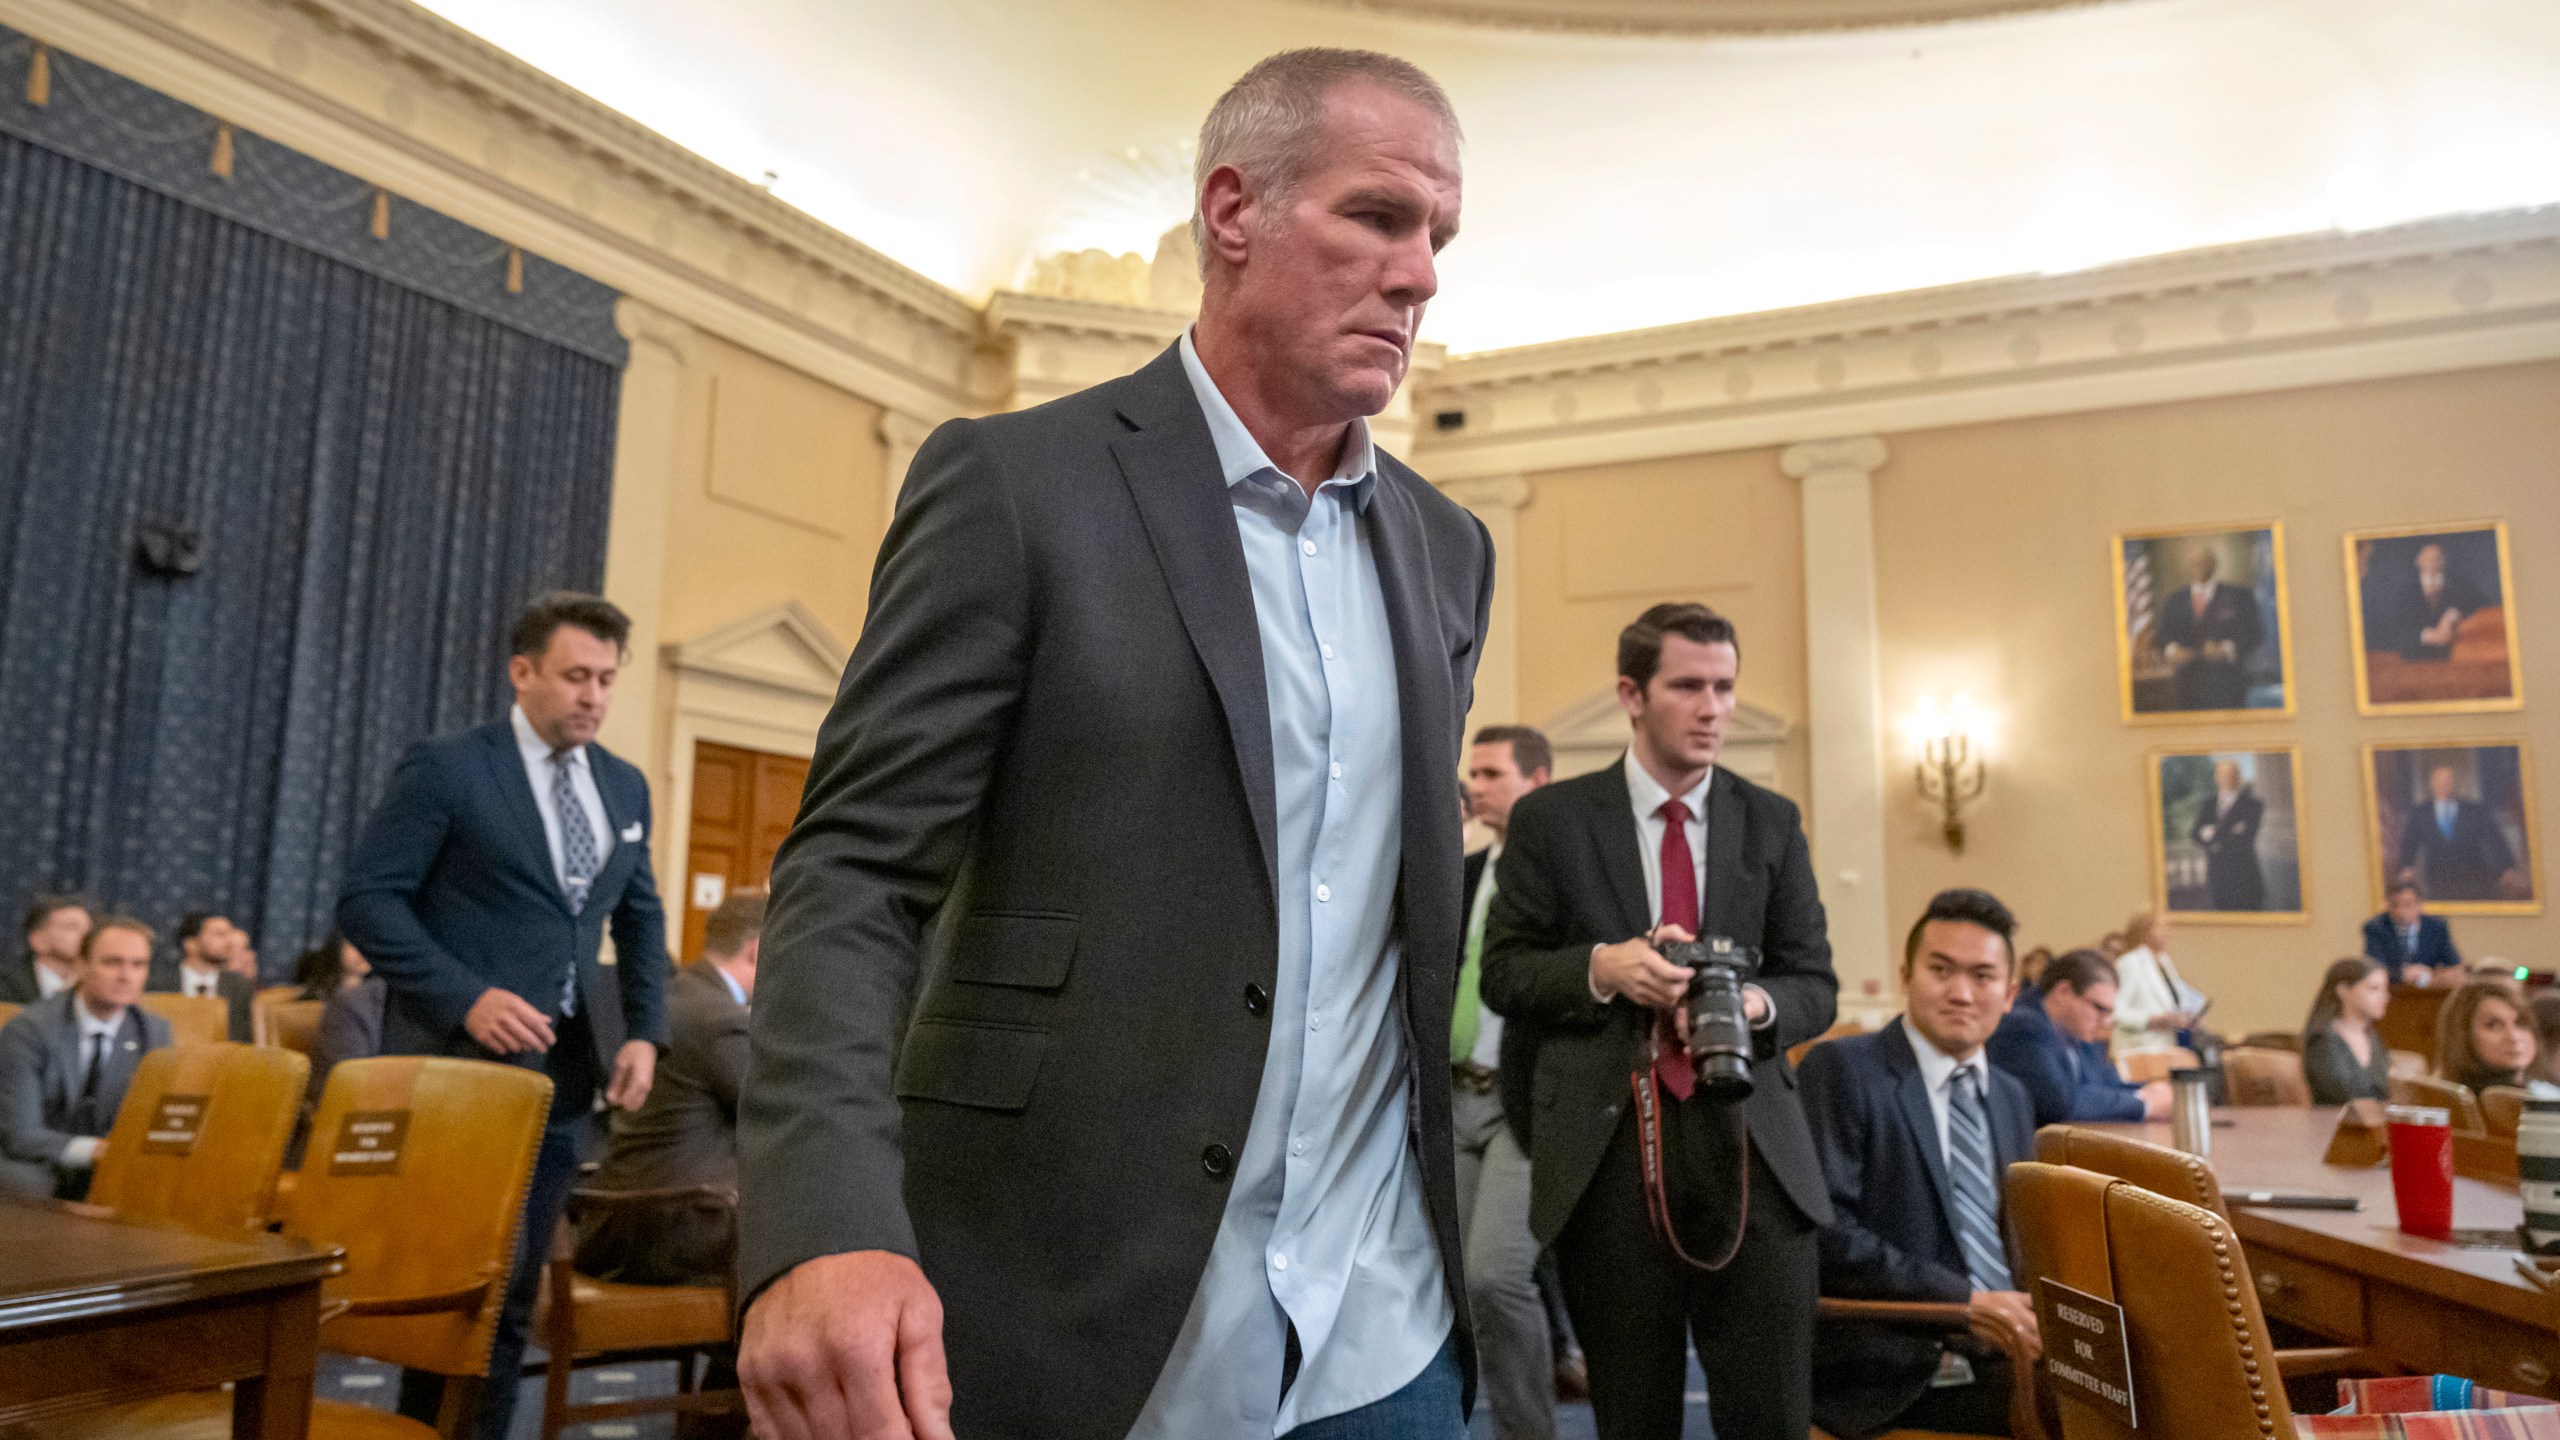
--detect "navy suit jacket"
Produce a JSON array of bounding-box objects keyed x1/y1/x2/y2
[
  {"x1": 2363, "y1": 913, "x2": 2460, "y2": 979},
  {"x1": 338, "y1": 719, "x2": 669, "y2": 1079},
  {"x1": 1800, "y1": 1022, "x2": 2035, "y2": 1439},
  {"x1": 1985, "y1": 989, "x2": 2145, "y2": 1125}
]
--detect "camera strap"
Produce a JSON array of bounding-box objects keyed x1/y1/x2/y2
[{"x1": 1632, "y1": 1028, "x2": 1750, "y2": 1272}]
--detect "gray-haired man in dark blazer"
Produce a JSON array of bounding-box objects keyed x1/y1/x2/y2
[{"x1": 738, "y1": 47, "x2": 1491, "y2": 1440}]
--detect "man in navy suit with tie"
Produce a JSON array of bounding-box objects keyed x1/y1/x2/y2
[
  {"x1": 2363, "y1": 881, "x2": 2462, "y2": 983},
  {"x1": 1799, "y1": 889, "x2": 2041, "y2": 1437},
  {"x1": 341, "y1": 591, "x2": 669, "y2": 1440}
]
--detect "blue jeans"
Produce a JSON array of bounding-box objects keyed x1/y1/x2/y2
[{"x1": 1282, "y1": 1333, "x2": 1468, "y2": 1440}]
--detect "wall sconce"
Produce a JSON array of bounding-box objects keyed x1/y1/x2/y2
[{"x1": 1911, "y1": 694, "x2": 1988, "y2": 853}]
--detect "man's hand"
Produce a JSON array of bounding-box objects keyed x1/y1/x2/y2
[
  {"x1": 605, "y1": 1040, "x2": 656, "y2": 1110},
  {"x1": 462, "y1": 988, "x2": 555, "y2": 1056},
  {"x1": 741, "y1": 1250, "x2": 954, "y2": 1440},
  {"x1": 2405, "y1": 966, "x2": 2432, "y2": 989},
  {"x1": 2137, "y1": 1079, "x2": 2174, "y2": 1121},
  {"x1": 1592, "y1": 926, "x2": 1695, "y2": 1011},
  {"x1": 1968, "y1": 1290, "x2": 2042, "y2": 1362}
]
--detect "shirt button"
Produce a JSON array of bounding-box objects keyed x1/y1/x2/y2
[
  {"x1": 1201, "y1": 1144, "x2": 1234, "y2": 1178},
  {"x1": 1244, "y1": 982, "x2": 1269, "y2": 1015},
  {"x1": 1315, "y1": 883, "x2": 1332, "y2": 903},
  {"x1": 1330, "y1": 762, "x2": 1343, "y2": 780},
  {"x1": 1321, "y1": 642, "x2": 1335, "y2": 660},
  {"x1": 1301, "y1": 538, "x2": 1317, "y2": 556},
  {"x1": 1310, "y1": 1013, "x2": 1324, "y2": 1032},
  {"x1": 1291, "y1": 1137, "x2": 1306, "y2": 1156},
  {"x1": 1272, "y1": 1254, "x2": 1290, "y2": 1272}
]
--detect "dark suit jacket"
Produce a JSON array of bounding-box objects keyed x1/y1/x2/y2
[
  {"x1": 737, "y1": 344, "x2": 1494, "y2": 1439},
  {"x1": 2397, "y1": 799, "x2": 2516, "y2": 902},
  {"x1": 338, "y1": 719, "x2": 669, "y2": 1084},
  {"x1": 0, "y1": 993, "x2": 174, "y2": 1193},
  {"x1": 146, "y1": 962, "x2": 257, "y2": 1043},
  {"x1": 2192, "y1": 787, "x2": 2267, "y2": 911},
  {"x1": 581, "y1": 962, "x2": 749, "y2": 1285},
  {"x1": 1799, "y1": 1023, "x2": 2036, "y2": 1439},
  {"x1": 0, "y1": 952, "x2": 52, "y2": 1006},
  {"x1": 1478, "y1": 760, "x2": 1839, "y2": 1246},
  {"x1": 1467, "y1": 847, "x2": 1541, "y2": 1151},
  {"x1": 2155, "y1": 581, "x2": 2263, "y2": 709},
  {"x1": 1985, "y1": 991, "x2": 2145, "y2": 1125},
  {"x1": 2367, "y1": 570, "x2": 2488, "y2": 660},
  {"x1": 2363, "y1": 912, "x2": 2460, "y2": 978}
]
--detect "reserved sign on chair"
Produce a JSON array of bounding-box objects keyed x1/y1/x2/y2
[{"x1": 2038, "y1": 1277, "x2": 2138, "y2": 1428}]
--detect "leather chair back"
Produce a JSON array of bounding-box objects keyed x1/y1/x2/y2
[
  {"x1": 88, "y1": 1042, "x2": 306, "y2": 1233},
  {"x1": 291, "y1": 1056, "x2": 552, "y2": 1379},
  {"x1": 2116, "y1": 1047, "x2": 2200, "y2": 1085},
  {"x1": 2480, "y1": 1085, "x2": 2527, "y2": 1139},
  {"x1": 2223, "y1": 1047, "x2": 2313, "y2": 1107},
  {"x1": 2387, "y1": 1049, "x2": 2429, "y2": 1080},
  {"x1": 263, "y1": 998, "x2": 327, "y2": 1056},
  {"x1": 2007, "y1": 1161, "x2": 2298, "y2": 1440},
  {"x1": 2237, "y1": 1030, "x2": 2303, "y2": 1053},
  {"x1": 2034, "y1": 1124, "x2": 2229, "y2": 1221},
  {"x1": 2391, "y1": 1073, "x2": 2486, "y2": 1132},
  {"x1": 137, "y1": 992, "x2": 228, "y2": 1047},
  {"x1": 0, "y1": 1001, "x2": 18, "y2": 1027}
]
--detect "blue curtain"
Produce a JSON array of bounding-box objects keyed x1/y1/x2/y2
[{"x1": 0, "y1": 130, "x2": 620, "y2": 973}]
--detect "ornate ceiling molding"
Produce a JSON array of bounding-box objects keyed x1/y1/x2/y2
[
  {"x1": 0, "y1": 0, "x2": 981, "y2": 419},
  {"x1": 1410, "y1": 206, "x2": 2560, "y2": 478},
  {"x1": 1292, "y1": 0, "x2": 2127, "y2": 35}
]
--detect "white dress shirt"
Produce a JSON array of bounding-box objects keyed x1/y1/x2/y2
[
  {"x1": 1899, "y1": 1016, "x2": 1982, "y2": 1161},
  {"x1": 510, "y1": 704, "x2": 614, "y2": 894},
  {"x1": 178, "y1": 962, "x2": 221, "y2": 998},
  {"x1": 62, "y1": 1001, "x2": 128, "y2": 1167},
  {"x1": 33, "y1": 962, "x2": 71, "y2": 1000},
  {"x1": 1622, "y1": 750, "x2": 1709, "y2": 928}
]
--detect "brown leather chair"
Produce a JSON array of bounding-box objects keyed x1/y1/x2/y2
[
  {"x1": 0, "y1": 1000, "x2": 19, "y2": 1027},
  {"x1": 2115, "y1": 1047, "x2": 2199, "y2": 1085},
  {"x1": 262, "y1": 997, "x2": 328, "y2": 1056},
  {"x1": 1788, "y1": 1017, "x2": 1869, "y2": 1067},
  {"x1": 2391, "y1": 1073, "x2": 2486, "y2": 1133},
  {"x1": 2480, "y1": 1085, "x2": 2528, "y2": 1139},
  {"x1": 535, "y1": 1183, "x2": 740, "y2": 1439},
  {"x1": 86, "y1": 1043, "x2": 306, "y2": 1234},
  {"x1": 2007, "y1": 1160, "x2": 2305, "y2": 1438},
  {"x1": 2239, "y1": 1030, "x2": 2303, "y2": 1053},
  {"x1": 2387, "y1": 1049, "x2": 2430, "y2": 1080},
  {"x1": 2222, "y1": 1046, "x2": 2313, "y2": 1107},
  {"x1": 137, "y1": 992, "x2": 229, "y2": 1048}
]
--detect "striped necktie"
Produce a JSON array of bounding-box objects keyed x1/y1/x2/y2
[{"x1": 1947, "y1": 1063, "x2": 2013, "y2": 1292}]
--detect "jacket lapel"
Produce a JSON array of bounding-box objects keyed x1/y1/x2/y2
[
  {"x1": 1367, "y1": 465, "x2": 1462, "y2": 964},
  {"x1": 46, "y1": 998, "x2": 80, "y2": 1114},
  {"x1": 1108, "y1": 348, "x2": 1279, "y2": 899},
  {"x1": 1702, "y1": 768, "x2": 1747, "y2": 939},
  {"x1": 480, "y1": 723, "x2": 572, "y2": 915},
  {"x1": 1881, "y1": 1022, "x2": 1960, "y2": 1234},
  {"x1": 1592, "y1": 760, "x2": 1652, "y2": 937}
]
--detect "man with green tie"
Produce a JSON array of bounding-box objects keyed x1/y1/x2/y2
[{"x1": 1456, "y1": 724, "x2": 1554, "y2": 1439}]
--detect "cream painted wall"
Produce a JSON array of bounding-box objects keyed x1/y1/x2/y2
[
  {"x1": 1872, "y1": 360, "x2": 2560, "y2": 1038},
  {"x1": 1507, "y1": 449, "x2": 1810, "y2": 802}
]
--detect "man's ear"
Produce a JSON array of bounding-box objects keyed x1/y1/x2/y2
[
  {"x1": 506, "y1": 653, "x2": 535, "y2": 689},
  {"x1": 1615, "y1": 675, "x2": 1643, "y2": 720},
  {"x1": 1197, "y1": 164, "x2": 1255, "y2": 271}
]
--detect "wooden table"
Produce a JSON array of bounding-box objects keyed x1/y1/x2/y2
[
  {"x1": 2099, "y1": 1108, "x2": 2556, "y2": 1398},
  {"x1": 0, "y1": 1198, "x2": 339, "y2": 1436}
]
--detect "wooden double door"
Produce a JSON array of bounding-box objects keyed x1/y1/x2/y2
[{"x1": 680, "y1": 741, "x2": 811, "y2": 962}]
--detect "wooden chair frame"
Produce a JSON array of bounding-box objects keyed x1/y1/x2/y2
[
  {"x1": 1812, "y1": 1296, "x2": 2049, "y2": 1440},
  {"x1": 537, "y1": 1182, "x2": 742, "y2": 1440}
]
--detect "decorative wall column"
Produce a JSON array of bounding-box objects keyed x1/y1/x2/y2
[
  {"x1": 599, "y1": 298, "x2": 694, "y2": 789},
  {"x1": 1781, "y1": 436, "x2": 1894, "y2": 1009},
  {"x1": 1439, "y1": 474, "x2": 1533, "y2": 741},
  {"x1": 878, "y1": 410, "x2": 933, "y2": 526}
]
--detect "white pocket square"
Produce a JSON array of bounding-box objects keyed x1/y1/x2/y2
[{"x1": 621, "y1": 822, "x2": 644, "y2": 842}]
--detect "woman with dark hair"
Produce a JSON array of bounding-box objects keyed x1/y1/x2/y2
[
  {"x1": 2434, "y1": 976, "x2": 2554, "y2": 1097},
  {"x1": 2528, "y1": 990, "x2": 2560, "y2": 1090},
  {"x1": 2300, "y1": 957, "x2": 2391, "y2": 1104},
  {"x1": 289, "y1": 931, "x2": 370, "y2": 1000}
]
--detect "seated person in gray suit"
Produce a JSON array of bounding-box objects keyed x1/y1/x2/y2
[
  {"x1": 0, "y1": 916, "x2": 172, "y2": 1198},
  {"x1": 577, "y1": 891, "x2": 762, "y2": 1287},
  {"x1": 154, "y1": 911, "x2": 258, "y2": 1042}
]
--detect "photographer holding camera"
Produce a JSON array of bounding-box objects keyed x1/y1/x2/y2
[{"x1": 1481, "y1": 603, "x2": 1837, "y2": 1440}]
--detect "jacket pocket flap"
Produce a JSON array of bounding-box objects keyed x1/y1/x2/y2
[
  {"x1": 895, "y1": 1020, "x2": 1048, "y2": 1111},
  {"x1": 947, "y1": 912, "x2": 1078, "y2": 990}
]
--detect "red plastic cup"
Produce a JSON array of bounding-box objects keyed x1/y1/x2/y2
[{"x1": 2386, "y1": 1104, "x2": 2456, "y2": 1237}]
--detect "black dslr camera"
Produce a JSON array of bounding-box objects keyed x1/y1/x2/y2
[{"x1": 1657, "y1": 936, "x2": 1760, "y2": 1102}]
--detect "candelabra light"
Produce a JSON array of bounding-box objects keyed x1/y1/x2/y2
[{"x1": 1911, "y1": 694, "x2": 1988, "y2": 853}]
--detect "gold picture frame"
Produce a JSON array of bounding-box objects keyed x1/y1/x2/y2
[
  {"x1": 2344, "y1": 520, "x2": 2524, "y2": 716},
  {"x1": 2146, "y1": 745, "x2": 2310, "y2": 924},
  {"x1": 2361, "y1": 740, "x2": 2542, "y2": 916},
  {"x1": 2111, "y1": 522, "x2": 2296, "y2": 724}
]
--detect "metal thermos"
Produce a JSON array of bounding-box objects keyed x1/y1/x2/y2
[{"x1": 2170, "y1": 1067, "x2": 2213, "y2": 1158}]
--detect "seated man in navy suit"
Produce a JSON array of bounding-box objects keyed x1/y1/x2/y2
[
  {"x1": 1799, "y1": 889, "x2": 2042, "y2": 1438},
  {"x1": 2363, "y1": 881, "x2": 2461, "y2": 984},
  {"x1": 340, "y1": 591, "x2": 668, "y2": 1440},
  {"x1": 1985, "y1": 949, "x2": 2169, "y2": 1127}
]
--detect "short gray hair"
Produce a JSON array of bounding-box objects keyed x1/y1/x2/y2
[{"x1": 1190, "y1": 48, "x2": 1460, "y2": 274}]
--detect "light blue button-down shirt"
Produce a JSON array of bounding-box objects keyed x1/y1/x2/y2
[{"x1": 1127, "y1": 335, "x2": 1451, "y2": 1438}]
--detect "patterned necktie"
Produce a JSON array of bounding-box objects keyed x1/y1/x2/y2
[
  {"x1": 1451, "y1": 863, "x2": 1496, "y2": 1062},
  {"x1": 552, "y1": 749, "x2": 598, "y2": 1017},
  {"x1": 1947, "y1": 1064, "x2": 2014, "y2": 1292},
  {"x1": 1652, "y1": 799, "x2": 1698, "y2": 1101}
]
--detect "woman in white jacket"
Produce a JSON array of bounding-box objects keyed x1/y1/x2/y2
[{"x1": 2111, "y1": 909, "x2": 2206, "y2": 1055}]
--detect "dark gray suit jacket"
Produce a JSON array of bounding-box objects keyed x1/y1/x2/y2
[
  {"x1": 739, "y1": 344, "x2": 1494, "y2": 1438},
  {"x1": 0, "y1": 991, "x2": 174, "y2": 1194},
  {"x1": 580, "y1": 962, "x2": 748, "y2": 1285},
  {"x1": 146, "y1": 961, "x2": 256, "y2": 1043}
]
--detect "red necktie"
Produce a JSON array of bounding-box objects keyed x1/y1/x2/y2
[{"x1": 1654, "y1": 799, "x2": 1698, "y2": 1100}]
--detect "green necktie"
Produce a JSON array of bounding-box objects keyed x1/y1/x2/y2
[{"x1": 1451, "y1": 859, "x2": 1498, "y2": 1061}]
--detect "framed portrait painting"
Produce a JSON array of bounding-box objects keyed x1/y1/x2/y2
[
  {"x1": 2113, "y1": 523, "x2": 2295, "y2": 722},
  {"x1": 2345, "y1": 521, "x2": 2523, "y2": 714},
  {"x1": 2363, "y1": 741, "x2": 2541, "y2": 915},
  {"x1": 2148, "y1": 747, "x2": 2307, "y2": 923}
]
